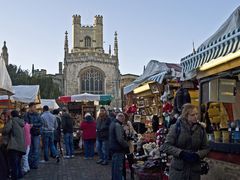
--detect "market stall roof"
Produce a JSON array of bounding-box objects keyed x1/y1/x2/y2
[
  {"x1": 71, "y1": 93, "x2": 100, "y2": 102},
  {"x1": 0, "y1": 57, "x2": 13, "y2": 95},
  {"x1": 58, "y1": 93, "x2": 112, "y2": 105},
  {"x1": 0, "y1": 85, "x2": 40, "y2": 103},
  {"x1": 181, "y1": 5, "x2": 240, "y2": 80},
  {"x1": 41, "y1": 99, "x2": 59, "y2": 109},
  {"x1": 123, "y1": 60, "x2": 181, "y2": 94},
  {"x1": 99, "y1": 95, "x2": 113, "y2": 105}
]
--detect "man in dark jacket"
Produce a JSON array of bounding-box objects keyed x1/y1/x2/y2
[
  {"x1": 109, "y1": 113, "x2": 129, "y2": 180},
  {"x1": 24, "y1": 102, "x2": 42, "y2": 169},
  {"x1": 61, "y1": 107, "x2": 74, "y2": 158},
  {"x1": 96, "y1": 107, "x2": 111, "y2": 165},
  {"x1": 53, "y1": 109, "x2": 62, "y2": 155}
]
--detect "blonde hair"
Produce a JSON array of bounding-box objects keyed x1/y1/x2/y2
[{"x1": 181, "y1": 103, "x2": 197, "y2": 119}]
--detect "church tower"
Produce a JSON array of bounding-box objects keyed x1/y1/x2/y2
[
  {"x1": 1, "y1": 41, "x2": 9, "y2": 66},
  {"x1": 64, "y1": 15, "x2": 122, "y2": 108},
  {"x1": 93, "y1": 15, "x2": 103, "y2": 52},
  {"x1": 71, "y1": 15, "x2": 104, "y2": 53}
]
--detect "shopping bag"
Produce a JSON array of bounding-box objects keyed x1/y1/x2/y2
[{"x1": 79, "y1": 137, "x2": 83, "y2": 149}]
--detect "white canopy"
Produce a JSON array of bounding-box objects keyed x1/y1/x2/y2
[
  {"x1": 71, "y1": 93, "x2": 100, "y2": 101},
  {"x1": 41, "y1": 99, "x2": 59, "y2": 109},
  {"x1": 0, "y1": 57, "x2": 13, "y2": 95},
  {"x1": 0, "y1": 85, "x2": 40, "y2": 103}
]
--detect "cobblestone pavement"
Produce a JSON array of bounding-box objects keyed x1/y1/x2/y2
[{"x1": 23, "y1": 155, "x2": 112, "y2": 180}]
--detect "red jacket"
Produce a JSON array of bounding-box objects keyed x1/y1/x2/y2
[{"x1": 80, "y1": 121, "x2": 96, "y2": 140}]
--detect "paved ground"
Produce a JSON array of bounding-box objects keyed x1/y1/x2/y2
[{"x1": 23, "y1": 155, "x2": 112, "y2": 180}]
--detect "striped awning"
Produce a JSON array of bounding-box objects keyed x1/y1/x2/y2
[
  {"x1": 147, "y1": 71, "x2": 167, "y2": 84},
  {"x1": 181, "y1": 28, "x2": 240, "y2": 74},
  {"x1": 123, "y1": 83, "x2": 138, "y2": 95}
]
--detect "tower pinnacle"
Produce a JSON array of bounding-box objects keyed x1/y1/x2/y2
[
  {"x1": 1, "y1": 41, "x2": 9, "y2": 65},
  {"x1": 114, "y1": 31, "x2": 118, "y2": 58},
  {"x1": 64, "y1": 31, "x2": 69, "y2": 53}
]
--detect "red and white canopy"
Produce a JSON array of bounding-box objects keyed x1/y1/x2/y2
[{"x1": 58, "y1": 93, "x2": 100, "y2": 103}]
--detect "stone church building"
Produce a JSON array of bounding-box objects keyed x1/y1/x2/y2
[{"x1": 63, "y1": 15, "x2": 121, "y2": 108}]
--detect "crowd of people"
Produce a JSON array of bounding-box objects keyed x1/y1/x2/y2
[
  {"x1": 0, "y1": 103, "x2": 138, "y2": 180},
  {"x1": 0, "y1": 101, "x2": 209, "y2": 180}
]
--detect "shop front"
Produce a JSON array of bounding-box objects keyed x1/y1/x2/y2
[
  {"x1": 123, "y1": 60, "x2": 181, "y2": 179},
  {"x1": 180, "y1": 8, "x2": 240, "y2": 178},
  {"x1": 198, "y1": 56, "x2": 240, "y2": 179}
]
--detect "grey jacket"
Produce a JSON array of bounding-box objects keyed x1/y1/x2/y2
[
  {"x1": 3, "y1": 117, "x2": 25, "y2": 154},
  {"x1": 160, "y1": 118, "x2": 209, "y2": 180},
  {"x1": 41, "y1": 111, "x2": 58, "y2": 133}
]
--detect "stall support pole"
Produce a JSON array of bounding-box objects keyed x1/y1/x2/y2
[{"x1": 199, "y1": 80, "x2": 203, "y2": 122}]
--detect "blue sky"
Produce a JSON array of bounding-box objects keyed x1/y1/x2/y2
[{"x1": 0, "y1": 0, "x2": 239, "y2": 75}]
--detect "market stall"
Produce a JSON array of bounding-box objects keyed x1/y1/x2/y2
[
  {"x1": 123, "y1": 60, "x2": 182, "y2": 179},
  {"x1": 40, "y1": 99, "x2": 59, "y2": 110},
  {"x1": 180, "y1": 6, "x2": 240, "y2": 179},
  {"x1": 0, "y1": 85, "x2": 41, "y2": 110},
  {"x1": 124, "y1": 60, "x2": 181, "y2": 130},
  {"x1": 58, "y1": 93, "x2": 113, "y2": 119}
]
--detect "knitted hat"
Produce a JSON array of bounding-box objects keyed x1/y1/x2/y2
[{"x1": 85, "y1": 113, "x2": 93, "y2": 121}]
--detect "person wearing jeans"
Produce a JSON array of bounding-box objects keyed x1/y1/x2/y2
[
  {"x1": 84, "y1": 139, "x2": 95, "y2": 159},
  {"x1": 64, "y1": 133, "x2": 74, "y2": 157},
  {"x1": 96, "y1": 140, "x2": 109, "y2": 162},
  {"x1": 96, "y1": 107, "x2": 111, "y2": 165},
  {"x1": 24, "y1": 102, "x2": 42, "y2": 169},
  {"x1": 112, "y1": 153, "x2": 125, "y2": 180},
  {"x1": 42, "y1": 132, "x2": 59, "y2": 161},
  {"x1": 61, "y1": 108, "x2": 74, "y2": 158},
  {"x1": 41, "y1": 106, "x2": 60, "y2": 162},
  {"x1": 109, "y1": 113, "x2": 129, "y2": 180},
  {"x1": 29, "y1": 136, "x2": 40, "y2": 168},
  {"x1": 80, "y1": 113, "x2": 96, "y2": 159}
]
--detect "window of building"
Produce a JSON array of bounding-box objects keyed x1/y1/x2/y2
[
  {"x1": 85, "y1": 36, "x2": 91, "y2": 48},
  {"x1": 80, "y1": 68, "x2": 105, "y2": 94}
]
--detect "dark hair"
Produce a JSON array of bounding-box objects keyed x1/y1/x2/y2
[
  {"x1": 100, "y1": 106, "x2": 106, "y2": 110},
  {"x1": 1, "y1": 112, "x2": 6, "y2": 116},
  {"x1": 11, "y1": 110, "x2": 19, "y2": 118},
  {"x1": 62, "y1": 107, "x2": 68, "y2": 112},
  {"x1": 43, "y1": 105, "x2": 49, "y2": 111},
  {"x1": 52, "y1": 109, "x2": 59, "y2": 115},
  {"x1": 29, "y1": 102, "x2": 36, "y2": 108}
]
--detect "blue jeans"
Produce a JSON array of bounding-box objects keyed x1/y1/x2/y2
[
  {"x1": 96, "y1": 139, "x2": 109, "y2": 161},
  {"x1": 64, "y1": 133, "x2": 74, "y2": 156},
  {"x1": 42, "y1": 132, "x2": 58, "y2": 161},
  {"x1": 29, "y1": 135, "x2": 40, "y2": 168},
  {"x1": 84, "y1": 139, "x2": 95, "y2": 158},
  {"x1": 112, "y1": 153, "x2": 125, "y2": 180}
]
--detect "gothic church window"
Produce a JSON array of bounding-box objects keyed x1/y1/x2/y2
[
  {"x1": 85, "y1": 36, "x2": 91, "y2": 48},
  {"x1": 80, "y1": 68, "x2": 104, "y2": 94}
]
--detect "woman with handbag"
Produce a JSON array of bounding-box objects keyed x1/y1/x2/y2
[
  {"x1": 160, "y1": 103, "x2": 209, "y2": 180},
  {"x1": 3, "y1": 110, "x2": 25, "y2": 180}
]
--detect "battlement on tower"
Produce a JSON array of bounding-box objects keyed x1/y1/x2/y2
[
  {"x1": 94, "y1": 15, "x2": 103, "y2": 26},
  {"x1": 72, "y1": 15, "x2": 81, "y2": 24}
]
